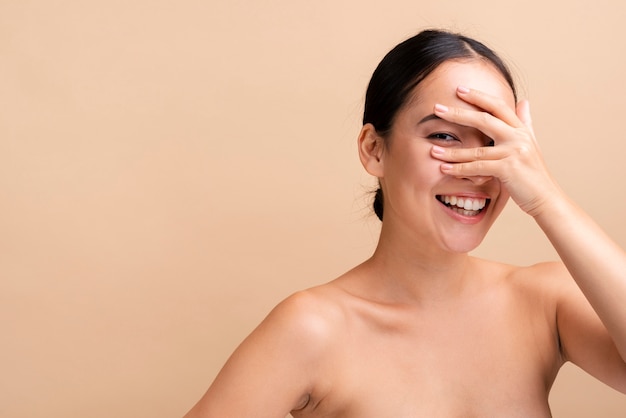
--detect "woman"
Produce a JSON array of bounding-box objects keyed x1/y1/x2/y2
[{"x1": 184, "y1": 29, "x2": 626, "y2": 417}]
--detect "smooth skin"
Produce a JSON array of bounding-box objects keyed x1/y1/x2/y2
[{"x1": 184, "y1": 60, "x2": 626, "y2": 418}]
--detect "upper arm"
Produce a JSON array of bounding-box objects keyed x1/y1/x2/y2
[
  {"x1": 183, "y1": 291, "x2": 337, "y2": 418},
  {"x1": 552, "y1": 262, "x2": 626, "y2": 393}
]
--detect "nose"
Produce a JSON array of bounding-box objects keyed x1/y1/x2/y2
[{"x1": 464, "y1": 175, "x2": 494, "y2": 186}]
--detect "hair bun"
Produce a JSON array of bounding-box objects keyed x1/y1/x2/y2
[{"x1": 373, "y1": 188, "x2": 384, "y2": 221}]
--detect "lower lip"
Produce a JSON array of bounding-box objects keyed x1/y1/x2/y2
[{"x1": 439, "y1": 200, "x2": 489, "y2": 224}]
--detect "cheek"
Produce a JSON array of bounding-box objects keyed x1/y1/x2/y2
[
  {"x1": 389, "y1": 150, "x2": 443, "y2": 194},
  {"x1": 381, "y1": 137, "x2": 444, "y2": 191},
  {"x1": 490, "y1": 186, "x2": 510, "y2": 217},
  {"x1": 411, "y1": 151, "x2": 446, "y2": 186}
]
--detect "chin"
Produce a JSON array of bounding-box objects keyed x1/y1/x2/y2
[{"x1": 442, "y1": 234, "x2": 487, "y2": 254}]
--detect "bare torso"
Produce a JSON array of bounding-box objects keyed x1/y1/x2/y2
[
  {"x1": 290, "y1": 258, "x2": 562, "y2": 418},
  {"x1": 183, "y1": 36, "x2": 626, "y2": 418}
]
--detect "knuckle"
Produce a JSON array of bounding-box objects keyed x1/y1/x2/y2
[
  {"x1": 516, "y1": 144, "x2": 532, "y2": 156},
  {"x1": 473, "y1": 147, "x2": 486, "y2": 159}
]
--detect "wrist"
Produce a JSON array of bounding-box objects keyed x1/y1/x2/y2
[{"x1": 531, "y1": 189, "x2": 576, "y2": 229}]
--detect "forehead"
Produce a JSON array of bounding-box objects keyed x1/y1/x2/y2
[{"x1": 409, "y1": 59, "x2": 516, "y2": 109}]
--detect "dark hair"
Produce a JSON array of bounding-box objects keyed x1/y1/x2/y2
[{"x1": 364, "y1": 29, "x2": 517, "y2": 221}]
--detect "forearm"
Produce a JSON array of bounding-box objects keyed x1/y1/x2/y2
[{"x1": 534, "y1": 192, "x2": 626, "y2": 359}]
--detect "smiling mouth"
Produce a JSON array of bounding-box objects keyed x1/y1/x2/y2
[{"x1": 436, "y1": 195, "x2": 490, "y2": 216}]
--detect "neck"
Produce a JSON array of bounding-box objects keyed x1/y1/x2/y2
[{"x1": 364, "y1": 222, "x2": 474, "y2": 304}]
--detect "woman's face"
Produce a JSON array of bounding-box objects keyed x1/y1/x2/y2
[{"x1": 378, "y1": 59, "x2": 516, "y2": 253}]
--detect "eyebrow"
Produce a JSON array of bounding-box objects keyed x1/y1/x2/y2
[{"x1": 418, "y1": 114, "x2": 442, "y2": 124}]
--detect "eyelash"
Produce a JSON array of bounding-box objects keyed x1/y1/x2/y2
[{"x1": 428, "y1": 132, "x2": 459, "y2": 142}]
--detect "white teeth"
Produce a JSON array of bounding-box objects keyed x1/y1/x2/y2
[{"x1": 439, "y1": 195, "x2": 487, "y2": 212}]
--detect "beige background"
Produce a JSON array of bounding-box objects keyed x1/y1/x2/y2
[{"x1": 2, "y1": 0, "x2": 626, "y2": 417}]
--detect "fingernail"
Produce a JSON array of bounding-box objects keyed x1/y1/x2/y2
[
  {"x1": 441, "y1": 163, "x2": 453, "y2": 171},
  {"x1": 434, "y1": 104, "x2": 448, "y2": 113},
  {"x1": 457, "y1": 86, "x2": 470, "y2": 94},
  {"x1": 432, "y1": 145, "x2": 445, "y2": 155}
]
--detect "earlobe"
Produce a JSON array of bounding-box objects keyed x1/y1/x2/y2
[{"x1": 358, "y1": 124, "x2": 385, "y2": 177}]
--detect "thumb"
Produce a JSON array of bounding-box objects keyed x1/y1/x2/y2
[{"x1": 516, "y1": 99, "x2": 533, "y2": 128}]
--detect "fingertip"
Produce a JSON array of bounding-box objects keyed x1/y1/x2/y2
[
  {"x1": 434, "y1": 103, "x2": 449, "y2": 114},
  {"x1": 517, "y1": 98, "x2": 530, "y2": 110},
  {"x1": 431, "y1": 145, "x2": 445, "y2": 155},
  {"x1": 440, "y1": 163, "x2": 453, "y2": 172},
  {"x1": 517, "y1": 99, "x2": 532, "y2": 125}
]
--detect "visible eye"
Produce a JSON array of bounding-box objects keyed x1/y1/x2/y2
[{"x1": 428, "y1": 132, "x2": 459, "y2": 142}]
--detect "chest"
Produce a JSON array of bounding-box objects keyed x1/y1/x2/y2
[{"x1": 299, "y1": 293, "x2": 560, "y2": 418}]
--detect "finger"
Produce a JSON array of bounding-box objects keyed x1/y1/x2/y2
[
  {"x1": 434, "y1": 103, "x2": 514, "y2": 145},
  {"x1": 440, "y1": 160, "x2": 501, "y2": 178},
  {"x1": 456, "y1": 86, "x2": 522, "y2": 128},
  {"x1": 431, "y1": 144, "x2": 507, "y2": 163}
]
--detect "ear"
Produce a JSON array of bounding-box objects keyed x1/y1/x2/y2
[{"x1": 358, "y1": 123, "x2": 385, "y2": 178}]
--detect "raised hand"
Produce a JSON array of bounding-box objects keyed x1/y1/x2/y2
[{"x1": 430, "y1": 86, "x2": 562, "y2": 218}]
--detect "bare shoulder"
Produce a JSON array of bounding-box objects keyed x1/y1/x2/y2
[
  {"x1": 183, "y1": 285, "x2": 350, "y2": 417},
  {"x1": 249, "y1": 282, "x2": 355, "y2": 374},
  {"x1": 263, "y1": 285, "x2": 348, "y2": 348},
  {"x1": 503, "y1": 260, "x2": 572, "y2": 297},
  {"x1": 227, "y1": 284, "x2": 350, "y2": 384},
  {"x1": 469, "y1": 257, "x2": 568, "y2": 294},
  {"x1": 499, "y1": 261, "x2": 575, "y2": 317},
  {"x1": 469, "y1": 259, "x2": 571, "y2": 332},
  {"x1": 505, "y1": 259, "x2": 568, "y2": 281}
]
